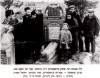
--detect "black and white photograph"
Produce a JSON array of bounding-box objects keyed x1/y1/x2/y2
[{"x1": 0, "y1": 0, "x2": 100, "y2": 65}]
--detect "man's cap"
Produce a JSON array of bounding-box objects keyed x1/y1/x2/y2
[
  {"x1": 24, "y1": 7, "x2": 30, "y2": 11},
  {"x1": 69, "y1": 5, "x2": 75, "y2": 9},
  {"x1": 88, "y1": 9, "x2": 94, "y2": 13}
]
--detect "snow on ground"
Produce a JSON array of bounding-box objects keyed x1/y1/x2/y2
[{"x1": 66, "y1": 33, "x2": 100, "y2": 64}]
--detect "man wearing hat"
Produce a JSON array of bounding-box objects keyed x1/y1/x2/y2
[
  {"x1": 83, "y1": 9, "x2": 100, "y2": 54},
  {"x1": 67, "y1": 5, "x2": 83, "y2": 53}
]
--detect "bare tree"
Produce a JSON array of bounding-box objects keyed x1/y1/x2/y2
[
  {"x1": 65, "y1": 0, "x2": 98, "y2": 19},
  {"x1": 1, "y1": 0, "x2": 13, "y2": 9},
  {"x1": 0, "y1": 0, "x2": 23, "y2": 10}
]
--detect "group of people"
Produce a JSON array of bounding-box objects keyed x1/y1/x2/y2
[
  {"x1": 14, "y1": 7, "x2": 44, "y2": 64},
  {"x1": 0, "y1": 4, "x2": 100, "y2": 64},
  {"x1": 1, "y1": 6, "x2": 44, "y2": 64},
  {"x1": 60, "y1": 5, "x2": 100, "y2": 56}
]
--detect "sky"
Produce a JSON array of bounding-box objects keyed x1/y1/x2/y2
[
  {"x1": 19, "y1": 0, "x2": 64, "y2": 3},
  {"x1": 94, "y1": 0, "x2": 100, "y2": 19}
]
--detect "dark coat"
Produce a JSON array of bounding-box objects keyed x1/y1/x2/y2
[
  {"x1": 65, "y1": 18, "x2": 78, "y2": 31},
  {"x1": 36, "y1": 13, "x2": 44, "y2": 43},
  {"x1": 22, "y1": 14, "x2": 33, "y2": 41},
  {"x1": 13, "y1": 22, "x2": 23, "y2": 41},
  {"x1": 22, "y1": 13, "x2": 44, "y2": 44},
  {"x1": 83, "y1": 15, "x2": 100, "y2": 37},
  {"x1": 68, "y1": 12, "x2": 82, "y2": 31}
]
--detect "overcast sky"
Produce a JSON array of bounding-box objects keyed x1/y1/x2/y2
[
  {"x1": 19, "y1": 0, "x2": 64, "y2": 3},
  {"x1": 94, "y1": 0, "x2": 100, "y2": 19}
]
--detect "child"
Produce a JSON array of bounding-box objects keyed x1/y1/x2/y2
[{"x1": 60, "y1": 23, "x2": 72, "y2": 49}]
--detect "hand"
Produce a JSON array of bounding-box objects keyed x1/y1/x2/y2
[
  {"x1": 81, "y1": 31, "x2": 84, "y2": 34},
  {"x1": 81, "y1": 31, "x2": 84, "y2": 35},
  {"x1": 62, "y1": 42, "x2": 66, "y2": 44}
]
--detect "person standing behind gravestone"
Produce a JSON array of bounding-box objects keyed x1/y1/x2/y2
[
  {"x1": 30, "y1": 9, "x2": 43, "y2": 62},
  {"x1": 83, "y1": 9, "x2": 100, "y2": 54},
  {"x1": 68, "y1": 5, "x2": 84, "y2": 52},
  {"x1": 65, "y1": 13, "x2": 79, "y2": 54},
  {"x1": 36, "y1": 10, "x2": 44, "y2": 44},
  {"x1": 23, "y1": 7, "x2": 32, "y2": 41}
]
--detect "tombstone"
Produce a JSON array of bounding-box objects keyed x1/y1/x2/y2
[{"x1": 43, "y1": 3, "x2": 66, "y2": 41}]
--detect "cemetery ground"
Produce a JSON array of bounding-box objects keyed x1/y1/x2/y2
[{"x1": 23, "y1": 33, "x2": 100, "y2": 64}]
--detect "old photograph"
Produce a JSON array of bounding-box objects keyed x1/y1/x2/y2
[{"x1": 0, "y1": 0, "x2": 100, "y2": 64}]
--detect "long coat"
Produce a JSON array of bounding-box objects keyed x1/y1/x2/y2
[{"x1": 22, "y1": 13, "x2": 44, "y2": 43}]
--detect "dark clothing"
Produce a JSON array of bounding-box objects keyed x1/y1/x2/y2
[
  {"x1": 68, "y1": 12, "x2": 82, "y2": 30},
  {"x1": 23, "y1": 14, "x2": 32, "y2": 25},
  {"x1": 83, "y1": 15, "x2": 100, "y2": 53},
  {"x1": 85, "y1": 36, "x2": 95, "y2": 53},
  {"x1": 36, "y1": 13, "x2": 44, "y2": 43},
  {"x1": 83, "y1": 16, "x2": 99, "y2": 36},
  {"x1": 78, "y1": 33, "x2": 84, "y2": 52},
  {"x1": 65, "y1": 18, "x2": 79, "y2": 52},
  {"x1": 22, "y1": 14, "x2": 44, "y2": 42},
  {"x1": 14, "y1": 13, "x2": 44, "y2": 64},
  {"x1": 65, "y1": 18, "x2": 78, "y2": 31},
  {"x1": 71, "y1": 31, "x2": 79, "y2": 52},
  {"x1": 13, "y1": 23, "x2": 23, "y2": 41},
  {"x1": 15, "y1": 41, "x2": 41, "y2": 64},
  {"x1": 68, "y1": 12, "x2": 84, "y2": 52},
  {"x1": 23, "y1": 14, "x2": 36, "y2": 41}
]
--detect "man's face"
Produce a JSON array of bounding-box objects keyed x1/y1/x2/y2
[
  {"x1": 16, "y1": 13, "x2": 22, "y2": 20},
  {"x1": 88, "y1": 12, "x2": 94, "y2": 17},
  {"x1": 26, "y1": 9, "x2": 31, "y2": 15},
  {"x1": 69, "y1": 7, "x2": 75, "y2": 13},
  {"x1": 11, "y1": 14, "x2": 16, "y2": 19}
]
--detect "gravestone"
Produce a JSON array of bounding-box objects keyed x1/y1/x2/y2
[{"x1": 43, "y1": 3, "x2": 66, "y2": 41}]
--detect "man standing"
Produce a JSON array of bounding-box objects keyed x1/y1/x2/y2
[
  {"x1": 83, "y1": 9, "x2": 100, "y2": 54},
  {"x1": 36, "y1": 10, "x2": 44, "y2": 43},
  {"x1": 67, "y1": 5, "x2": 83, "y2": 52},
  {"x1": 23, "y1": 7, "x2": 32, "y2": 40},
  {"x1": 15, "y1": 7, "x2": 32, "y2": 64},
  {"x1": 31, "y1": 9, "x2": 43, "y2": 62}
]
